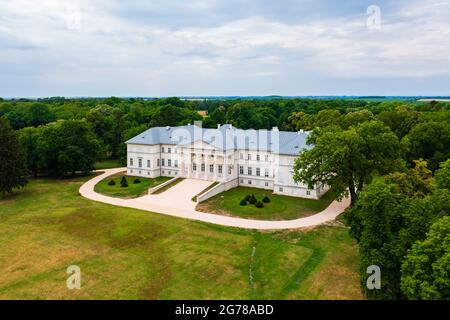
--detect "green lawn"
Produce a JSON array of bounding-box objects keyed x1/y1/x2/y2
[
  {"x1": 94, "y1": 174, "x2": 171, "y2": 198},
  {"x1": 94, "y1": 159, "x2": 123, "y2": 170},
  {"x1": 196, "y1": 187, "x2": 335, "y2": 220},
  {"x1": 0, "y1": 176, "x2": 363, "y2": 300}
]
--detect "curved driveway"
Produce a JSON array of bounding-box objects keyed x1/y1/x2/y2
[{"x1": 79, "y1": 168, "x2": 350, "y2": 230}]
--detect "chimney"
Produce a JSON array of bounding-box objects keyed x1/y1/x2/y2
[
  {"x1": 217, "y1": 124, "x2": 221, "y2": 129},
  {"x1": 272, "y1": 127, "x2": 279, "y2": 132},
  {"x1": 298, "y1": 129, "x2": 304, "y2": 134},
  {"x1": 166, "y1": 126, "x2": 170, "y2": 130}
]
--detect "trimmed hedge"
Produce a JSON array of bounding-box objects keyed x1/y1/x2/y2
[
  {"x1": 255, "y1": 201, "x2": 264, "y2": 208},
  {"x1": 120, "y1": 176, "x2": 128, "y2": 188}
]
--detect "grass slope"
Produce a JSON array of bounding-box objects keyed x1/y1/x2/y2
[
  {"x1": 197, "y1": 187, "x2": 335, "y2": 220},
  {"x1": 94, "y1": 174, "x2": 171, "y2": 198},
  {"x1": 0, "y1": 177, "x2": 363, "y2": 300}
]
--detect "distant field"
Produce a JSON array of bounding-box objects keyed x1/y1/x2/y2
[
  {"x1": 417, "y1": 99, "x2": 450, "y2": 102},
  {"x1": 0, "y1": 177, "x2": 363, "y2": 299},
  {"x1": 196, "y1": 187, "x2": 335, "y2": 220}
]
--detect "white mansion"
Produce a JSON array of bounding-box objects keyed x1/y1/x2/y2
[{"x1": 126, "y1": 123, "x2": 328, "y2": 199}]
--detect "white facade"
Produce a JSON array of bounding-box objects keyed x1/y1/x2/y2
[{"x1": 126, "y1": 125, "x2": 329, "y2": 199}]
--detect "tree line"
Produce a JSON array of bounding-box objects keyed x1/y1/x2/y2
[{"x1": 292, "y1": 102, "x2": 449, "y2": 299}]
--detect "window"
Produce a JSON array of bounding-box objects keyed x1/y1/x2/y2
[
  {"x1": 247, "y1": 154, "x2": 251, "y2": 160},
  {"x1": 201, "y1": 163, "x2": 205, "y2": 172},
  {"x1": 265, "y1": 169, "x2": 269, "y2": 177},
  {"x1": 279, "y1": 187, "x2": 283, "y2": 192},
  {"x1": 228, "y1": 166, "x2": 232, "y2": 175},
  {"x1": 157, "y1": 159, "x2": 160, "y2": 167},
  {"x1": 265, "y1": 155, "x2": 269, "y2": 162},
  {"x1": 239, "y1": 166, "x2": 244, "y2": 175},
  {"x1": 218, "y1": 165, "x2": 223, "y2": 174},
  {"x1": 168, "y1": 147, "x2": 171, "y2": 153},
  {"x1": 139, "y1": 170, "x2": 141, "y2": 174},
  {"x1": 138, "y1": 158, "x2": 142, "y2": 168},
  {"x1": 193, "y1": 163, "x2": 197, "y2": 171},
  {"x1": 174, "y1": 160, "x2": 178, "y2": 168},
  {"x1": 161, "y1": 159, "x2": 165, "y2": 167},
  {"x1": 256, "y1": 168, "x2": 260, "y2": 176},
  {"x1": 257, "y1": 154, "x2": 260, "y2": 161},
  {"x1": 147, "y1": 160, "x2": 151, "y2": 168},
  {"x1": 129, "y1": 158, "x2": 134, "y2": 166},
  {"x1": 240, "y1": 153, "x2": 243, "y2": 160},
  {"x1": 210, "y1": 164, "x2": 214, "y2": 173},
  {"x1": 148, "y1": 172, "x2": 150, "y2": 175},
  {"x1": 248, "y1": 167, "x2": 252, "y2": 176},
  {"x1": 162, "y1": 147, "x2": 165, "y2": 153},
  {"x1": 168, "y1": 159, "x2": 172, "y2": 167},
  {"x1": 307, "y1": 190, "x2": 311, "y2": 196},
  {"x1": 130, "y1": 170, "x2": 133, "y2": 173},
  {"x1": 248, "y1": 180, "x2": 252, "y2": 185},
  {"x1": 265, "y1": 182, "x2": 269, "y2": 187}
]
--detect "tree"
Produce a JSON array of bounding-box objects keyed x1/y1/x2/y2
[
  {"x1": 401, "y1": 216, "x2": 450, "y2": 300},
  {"x1": 18, "y1": 127, "x2": 41, "y2": 177},
  {"x1": 294, "y1": 121, "x2": 403, "y2": 205},
  {"x1": 36, "y1": 120, "x2": 99, "y2": 176},
  {"x1": 404, "y1": 121, "x2": 450, "y2": 171},
  {"x1": 345, "y1": 160, "x2": 450, "y2": 300},
  {"x1": 121, "y1": 176, "x2": 128, "y2": 187},
  {"x1": 0, "y1": 118, "x2": 28, "y2": 195},
  {"x1": 377, "y1": 108, "x2": 421, "y2": 139},
  {"x1": 434, "y1": 159, "x2": 450, "y2": 190}
]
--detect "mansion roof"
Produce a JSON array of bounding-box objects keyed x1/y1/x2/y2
[{"x1": 126, "y1": 124, "x2": 312, "y2": 156}]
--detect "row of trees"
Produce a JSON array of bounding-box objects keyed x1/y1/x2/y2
[
  {"x1": 291, "y1": 106, "x2": 449, "y2": 299},
  {"x1": 345, "y1": 160, "x2": 449, "y2": 299}
]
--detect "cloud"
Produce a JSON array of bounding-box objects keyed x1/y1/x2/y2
[{"x1": 0, "y1": 0, "x2": 449, "y2": 96}]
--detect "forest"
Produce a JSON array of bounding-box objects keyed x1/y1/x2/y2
[{"x1": 0, "y1": 96, "x2": 449, "y2": 300}]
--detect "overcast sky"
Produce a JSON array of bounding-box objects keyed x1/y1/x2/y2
[{"x1": 1, "y1": 0, "x2": 449, "y2": 97}]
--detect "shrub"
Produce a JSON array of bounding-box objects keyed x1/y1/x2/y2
[
  {"x1": 120, "y1": 176, "x2": 128, "y2": 188},
  {"x1": 255, "y1": 201, "x2": 264, "y2": 208},
  {"x1": 133, "y1": 178, "x2": 141, "y2": 184},
  {"x1": 262, "y1": 196, "x2": 270, "y2": 203},
  {"x1": 244, "y1": 195, "x2": 251, "y2": 202},
  {"x1": 249, "y1": 194, "x2": 257, "y2": 204},
  {"x1": 108, "y1": 179, "x2": 116, "y2": 186},
  {"x1": 240, "y1": 199, "x2": 247, "y2": 206}
]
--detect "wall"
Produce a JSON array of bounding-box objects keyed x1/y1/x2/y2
[{"x1": 197, "y1": 178, "x2": 239, "y2": 203}]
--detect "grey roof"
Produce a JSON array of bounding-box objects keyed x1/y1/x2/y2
[{"x1": 126, "y1": 124, "x2": 312, "y2": 156}]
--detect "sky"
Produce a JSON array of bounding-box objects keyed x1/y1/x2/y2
[{"x1": 0, "y1": 0, "x2": 449, "y2": 97}]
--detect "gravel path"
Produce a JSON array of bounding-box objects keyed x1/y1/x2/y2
[{"x1": 79, "y1": 168, "x2": 350, "y2": 230}]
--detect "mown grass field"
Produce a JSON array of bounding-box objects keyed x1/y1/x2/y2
[
  {"x1": 94, "y1": 160, "x2": 123, "y2": 170},
  {"x1": 94, "y1": 174, "x2": 171, "y2": 198},
  {"x1": 0, "y1": 177, "x2": 363, "y2": 300},
  {"x1": 196, "y1": 187, "x2": 335, "y2": 220}
]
